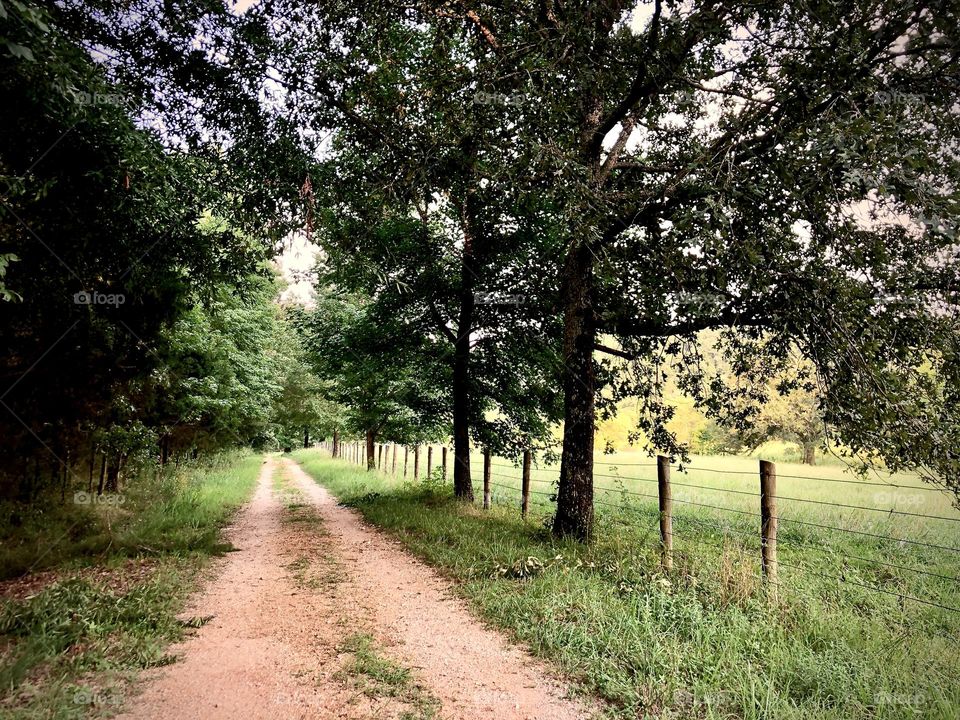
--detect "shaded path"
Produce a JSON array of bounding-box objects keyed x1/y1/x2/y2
[{"x1": 119, "y1": 455, "x2": 592, "y2": 720}]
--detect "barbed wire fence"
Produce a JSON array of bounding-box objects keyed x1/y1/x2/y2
[{"x1": 317, "y1": 439, "x2": 960, "y2": 615}]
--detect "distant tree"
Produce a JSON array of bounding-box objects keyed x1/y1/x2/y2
[{"x1": 292, "y1": 291, "x2": 451, "y2": 470}]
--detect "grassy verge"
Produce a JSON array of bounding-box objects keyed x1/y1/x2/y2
[
  {"x1": 0, "y1": 452, "x2": 262, "y2": 719},
  {"x1": 293, "y1": 449, "x2": 958, "y2": 720}
]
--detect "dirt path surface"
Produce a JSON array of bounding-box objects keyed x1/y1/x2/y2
[{"x1": 118, "y1": 456, "x2": 593, "y2": 720}]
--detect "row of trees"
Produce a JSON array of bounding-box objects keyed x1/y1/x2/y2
[
  {"x1": 0, "y1": 2, "x2": 327, "y2": 499},
  {"x1": 276, "y1": 0, "x2": 960, "y2": 538},
  {"x1": 4, "y1": 2, "x2": 959, "y2": 541}
]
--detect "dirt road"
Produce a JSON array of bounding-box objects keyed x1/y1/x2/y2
[{"x1": 117, "y1": 456, "x2": 591, "y2": 720}]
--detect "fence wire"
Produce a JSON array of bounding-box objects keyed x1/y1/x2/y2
[{"x1": 319, "y1": 441, "x2": 960, "y2": 615}]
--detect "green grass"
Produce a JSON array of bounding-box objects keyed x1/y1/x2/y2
[
  {"x1": 293, "y1": 448, "x2": 960, "y2": 720},
  {"x1": 0, "y1": 452, "x2": 264, "y2": 579},
  {"x1": 337, "y1": 633, "x2": 439, "y2": 720},
  {"x1": 0, "y1": 452, "x2": 262, "y2": 719}
]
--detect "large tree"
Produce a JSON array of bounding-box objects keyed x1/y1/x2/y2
[
  {"x1": 386, "y1": 1, "x2": 960, "y2": 539},
  {"x1": 235, "y1": 1, "x2": 960, "y2": 539}
]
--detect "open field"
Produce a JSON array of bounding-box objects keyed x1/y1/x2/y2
[{"x1": 295, "y1": 447, "x2": 960, "y2": 720}]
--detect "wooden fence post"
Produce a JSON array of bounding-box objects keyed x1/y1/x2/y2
[
  {"x1": 427, "y1": 446, "x2": 433, "y2": 477},
  {"x1": 414, "y1": 446, "x2": 420, "y2": 480},
  {"x1": 760, "y1": 459, "x2": 778, "y2": 597},
  {"x1": 483, "y1": 448, "x2": 491, "y2": 509},
  {"x1": 442, "y1": 446, "x2": 447, "y2": 480},
  {"x1": 378, "y1": 444, "x2": 383, "y2": 470},
  {"x1": 404, "y1": 446, "x2": 408, "y2": 478},
  {"x1": 521, "y1": 450, "x2": 531, "y2": 518},
  {"x1": 392, "y1": 444, "x2": 397, "y2": 475},
  {"x1": 657, "y1": 455, "x2": 673, "y2": 571}
]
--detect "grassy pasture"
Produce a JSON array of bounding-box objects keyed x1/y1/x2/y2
[{"x1": 295, "y1": 447, "x2": 960, "y2": 720}]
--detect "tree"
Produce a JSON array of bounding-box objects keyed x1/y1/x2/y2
[
  {"x1": 255, "y1": 1, "x2": 567, "y2": 497},
  {"x1": 293, "y1": 290, "x2": 451, "y2": 470},
  {"x1": 0, "y1": 1, "x2": 314, "y2": 497},
  {"x1": 392, "y1": 1, "x2": 960, "y2": 538}
]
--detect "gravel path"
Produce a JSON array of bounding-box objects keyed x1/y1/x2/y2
[{"x1": 117, "y1": 455, "x2": 592, "y2": 720}]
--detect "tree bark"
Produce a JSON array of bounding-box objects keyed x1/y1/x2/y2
[
  {"x1": 552, "y1": 243, "x2": 597, "y2": 541},
  {"x1": 97, "y1": 454, "x2": 106, "y2": 495},
  {"x1": 452, "y1": 299, "x2": 474, "y2": 500},
  {"x1": 105, "y1": 457, "x2": 120, "y2": 493},
  {"x1": 802, "y1": 442, "x2": 816, "y2": 465},
  {"x1": 332, "y1": 430, "x2": 340, "y2": 458},
  {"x1": 365, "y1": 429, "x2": 376, "y2": 471},
  {"x1": 303, "y1": 426, "x2": 310, "y2": 448},
  {"x1": 451, "y1": 191, "x2": 478, "y2": 501}
]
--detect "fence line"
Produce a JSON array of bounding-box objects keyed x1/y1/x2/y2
[{"x1": 315, "y1": 438, "x2": 960, "y2": 614}]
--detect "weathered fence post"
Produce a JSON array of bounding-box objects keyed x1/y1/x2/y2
[
  {"x1": 657, "y1": 455, "x2": 673, "y2": 571},
  {"x1": 378, "y1": 444, "x2": 383, "y2": 470},
  {"x1": 404, "y1": 446, "x2": 409, "y2": 478},
  {"x1": 760, "y1": 459, "x2": 778, "y2": 597},
  {"x1": 427, "y1": 446, "x2": 433, "y2": 477},
  {"x1": 392, "y1": 444, "x2": 397, "y2": 475},
  {"x1": 414, "y1": 446, "x2": 420, "y2": 480},
  {"x1": 483, "y1": 448, "x2": 491, "y2": 509},
  {"x1": 521, "y1": 450, "x2": 532, "y2": 518},
  {"x1": 442, "y1": 446, "x2": 448, "y2": 480}
]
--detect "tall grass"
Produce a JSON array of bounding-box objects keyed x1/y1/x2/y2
[
  {"x1": 294, "y1": 449, "x2": 960, "y2": 720},
  {"x1": 0, "y1": 452, "x2": 262, "y2": 719},
  {"x1": 0, "y1": 451, "x2": 262, "y2": 579}
]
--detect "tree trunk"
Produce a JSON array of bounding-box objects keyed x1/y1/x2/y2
[
  {"x1": 452, "y1": 330, "x2": 474, "y2": 499},
  {"x1": 365, "y1": 429, "x2": 376, "y2": 471},
  {"x1": 552, "y1": 243, "x2": 596, "y2": 541},
  {"x1": 88, "y1": 442, "x2": 96, "y2": 493},
  {"x1": 97, "y1": 454, "x2": 106, "y2": 495},
  {"x1": 802, "y1": 442, "x2": 816, "y2": 465},
  {"x1": 303, "y1": 426, "x2": 310, "y2": 448},
  {"x1": 451, "y1": 199, "x2": 477, "y2": 501},
  {"x1": 332, "y1": 430, "x2": 340, "y2": 458},
  {"x1": 105, "y1": 459, "x2": 120, "y2": 493}
]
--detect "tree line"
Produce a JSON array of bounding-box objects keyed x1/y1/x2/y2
[{"x1": 2, "y1": 1, "x2": 958, "y2": 541}]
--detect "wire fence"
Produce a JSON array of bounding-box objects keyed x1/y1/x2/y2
[{"x1": 318, "y1": 439, "x2": 960, "y2": 616}]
